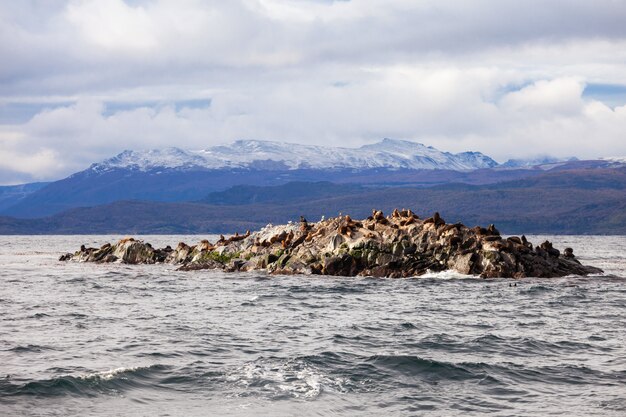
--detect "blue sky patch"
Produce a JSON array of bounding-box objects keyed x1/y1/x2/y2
[{"x1": 583, "y1": 83, "x2": 626, "y2": 107}]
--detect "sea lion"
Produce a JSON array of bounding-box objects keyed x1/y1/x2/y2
[
  {"x1": 441, "y1": 224, "x2": 459, "y2": 233},
  {"x1": 346, "y1": 215, "x2": 362, "y2": 228},
  {"x1": 281, "y1": 231, "x2": 294, "y2": 249},
  {"x1": 400, "y1": 217, "x2": 416, "y2": 226},
  {"x1": 471, "y1": 226, "x2": 488, "y2": 235},
  {"x1": 424, "y1": 212, "x2": 445, "y2": 227},
  {"x1": 540, "y1": 240, "x2": 560, "y2": 257},
  {"x1": 372, "y1": 209, "x2": 384, "y2": 220},
  {"x1": 401, "y1": 208, "x2": 416, "y2": 218},
  {"x1": 374, "y1": 211, "x2": 389, "y2": 225},
  {"x1": 228, "y1": 232, "x2": 247, "y2": 243},
  {"x1": 338, "y1": 215, "x2": 362, "y2": 236},
  {"x1": 306, "y1": 227, "x2": 326, "y2": 242},
  {"x1": 487, "y1": 224, "x2": 500, "y2": 236},
  {"x1": 269, "y1": 231, "x2": 287, "y2": 244},
  {"x1": 198, "y1": 240, "x2": 214, "y2": 251}
]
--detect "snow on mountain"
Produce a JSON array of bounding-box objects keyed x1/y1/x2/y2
[
  {"x1": 90, "y1": 138, "x2": 499, "y2": 173},
  {"x1": 90, "y1": 148, "x2": 209, "y2": 172},
  {"x1": 601, "y1": 156, "x2": 626, "y2": 164},
  {"x1": 500, "y1": 156, "x2": 579, "y2": 168}
]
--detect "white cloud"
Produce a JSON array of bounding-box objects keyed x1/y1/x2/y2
[
  {"x1": 66, "y1": 0, "x2": 157, "y2": 51},
  {"x1": 501, "y1": 78, "x2": 585, "y2": 116},
  {"x1": 2, "y1": 0, "x2": 626, "y2": 183}
]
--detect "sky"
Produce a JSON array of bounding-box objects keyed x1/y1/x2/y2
[{"x1": 1, "y1": 0, "x2": 626, "y2": 184}]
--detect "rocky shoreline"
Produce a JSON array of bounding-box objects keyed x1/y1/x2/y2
[{"x1": 59, "y1": 209, "x2": 603, "y2": 278}]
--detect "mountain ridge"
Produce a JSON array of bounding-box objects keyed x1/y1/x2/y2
[{"x1": 89, "y1": 138, "x2": 499, "y2": 172}]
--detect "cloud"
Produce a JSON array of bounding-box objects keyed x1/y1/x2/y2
[
  {"x1": 0, "y1": 128, "x2": 65, "y2": 183},
  {"x1": 1, "y1": 1, "x2": 626, "y2": 183},
  {"x1": 65, "y1": 0, "x2": 157, "y2": 51},
  {"x1": 501, "y1": 78, "x2": 585, "y2": 116}
]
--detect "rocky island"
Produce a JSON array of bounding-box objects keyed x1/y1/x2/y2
[{"x1": 60, "y1": 209, "x2": 602, "y2": 278}]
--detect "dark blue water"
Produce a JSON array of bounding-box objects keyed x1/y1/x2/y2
[{"x1": 1, "y1": 235, "x2": 625, "y2": 416}]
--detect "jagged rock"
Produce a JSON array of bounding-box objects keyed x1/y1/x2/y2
[
  {"x1": 322, "y1": 254, "x2": 357, "y2": 276},
  {"x1": 448, "y1": 253, "x2": 476, "y2": 275},
  {"x1": 59, "y1": 253, "x2": 72, "y2": 261},
  {"x1": 59, "y1": 210, "x2": 603, "y2": 278},
  {"x1": 113, "y1": 239, "x2": 155, "y2": 264},
  {"x1": 177, "y1": 259, "x2": 224, "y2": 271}
]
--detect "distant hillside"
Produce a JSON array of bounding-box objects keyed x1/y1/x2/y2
[
  {"x1": 1, "y1": 167, "x2": 625, "y2": 234},
  {"x1": 0, "y1": 182, "x2": 49, "y2": 212},
  {"x1": 0, "y1": 166, "x2": 549, "y2": 219},
  {"x1": 200, "y1": 181, "x2": 366, "y2": 205}
]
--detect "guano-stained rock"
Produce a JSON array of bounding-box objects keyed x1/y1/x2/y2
[{"x1": 59, "y1": 209, "x2": 603, "y2": 278}]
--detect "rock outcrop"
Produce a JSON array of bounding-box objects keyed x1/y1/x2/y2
[{"x1": 59, "y1": 210, "x2": 603, "y2": 278}]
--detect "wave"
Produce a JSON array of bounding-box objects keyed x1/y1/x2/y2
[
  {"x1": 224, "y1": 352, "x2": 626, "y2": 398},
  {"x1": 0, "y1": 365, "x2": 170, "y2": 398},
  {"x1": 359, "y1": 353, "x2": 626, "y2": 393},
  {"x1": 6, "y1": 344, "x2": 56, "y2": 353},
  {"x1": 287, "y1": 284, "x2": 370, "y2": 295},
  {"x1": 407, "y1": 333, "x2": 611, "y2": 359},
  {"x1": 222, "y1": 351, "x2": 369, "y2": 399},
  {"x1": 417, "y1": 270, "x2": 477, "y2": 280},
  {"x1": 365, "y1": 354, "x2": 497, "y2": 383},
  {"x1": 222, "y1": 352, "x2": 496, "y2": 399},
  {"x1": 518, "y1": 284, "x2": 556, "y2": 294}
]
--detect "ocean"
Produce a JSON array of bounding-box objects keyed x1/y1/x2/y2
[{"x1": 1, "y1": 235, "x2": 625, "y2": 416}]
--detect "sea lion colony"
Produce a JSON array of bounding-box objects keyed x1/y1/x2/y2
[{"x1": 60, "y1": 209, "x2": 602, "y2": 278}]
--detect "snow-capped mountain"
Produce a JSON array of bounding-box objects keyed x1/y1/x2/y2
[{"x1": 90, "y1": 138, "x2": 498, "y2": 172}]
